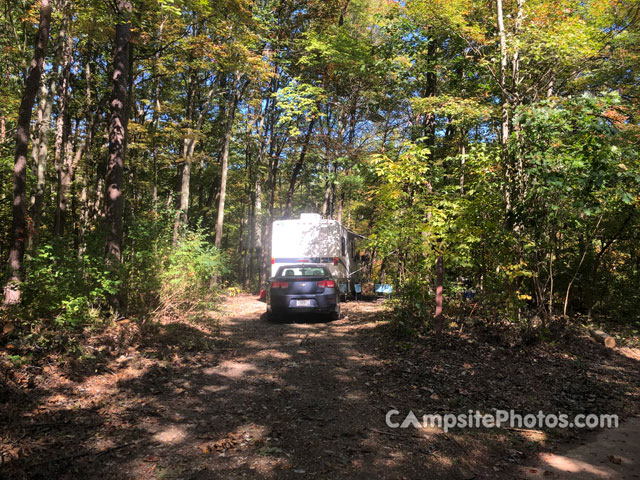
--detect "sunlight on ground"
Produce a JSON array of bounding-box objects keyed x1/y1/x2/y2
[
  {"x1": 517, "y1": 429, "x2": 547, "y2": 443},
  {"x1": 617, "y1": 347, "x2": 640, "y2": 361},
  {"x1": 153, "y1": 425, "x2": 188, "y2": 444},
  {"x1": 201, "y1": 384, "x2": 229, "y2": 393},
  {"x1": 540, "y1": 453, "x2": 613, "y2": 476},
  {"x1": 253, "y1": 349, "x2": 291, "y2": 359},
  {"x1": 203, "y1": 361, "x2": 256, "y2": 379}
]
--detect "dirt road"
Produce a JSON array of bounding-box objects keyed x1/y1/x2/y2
[{"x1": 2, "y1": 294, "x2": 639, "y2": 479}]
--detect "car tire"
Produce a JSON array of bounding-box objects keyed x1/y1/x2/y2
[
  {"x1": 329, "y1": 305, "x2": 341, "y2": 321},
  {"x1": 268, "y1": 309, "x2": 286, "y2": 323}
]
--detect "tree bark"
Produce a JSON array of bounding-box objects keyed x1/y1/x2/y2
[
  {"x1": 434, "y1": 254, "x2": 444, "y2": 339},
  {"x1": 283, "y1": 117, "x2": 316, "y2": 219},
  {"x1": 214, "y1": 77, "x2": 244, "y2": 249},
  {"x1": 3, "y1": 0, "x2": 52, "y2": 305},
  {"x1": 150, "y1": 20, "x2": 165, "y2": 213},
  {"x1": 174, "y1": 80, "x2": 217, "y2": 243},
  {"x1": 496, "y1": 0, "x2": 509, "y2": 148},
  {"x1": 28, "y1": 76, "x2": 53, "y2": 250},
  {"x1": 104, "y1": 0, "x2": 132, "y2": 267},
  {"x1": 336, "y1": 191, "x2": 344, "y2": 224},
  {"x1": 53, "y1": 23, "x2": 72, "y2": 237}
]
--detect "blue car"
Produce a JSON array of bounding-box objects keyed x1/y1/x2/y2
[{"x1": 266, "y1": 264, "x2": 341, "y2": 321}]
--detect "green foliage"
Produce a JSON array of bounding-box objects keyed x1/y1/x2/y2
[
  {"x1": 275, "y1": 79, "x2": 326, "y2": 136},
  {"x1": 22, "y1": 243, "x2": 119, "y2": 328},
  {"x1": 159, "y1": 230, "x2": 228, "y2": 313},
  {"x1": 122, "y1": 214, "x2": 229, "y2": 318},
  {"x1": 1, "y1": 0, "x2": 639, "y2": 352},
  {"x1": 12, "y1": 211, "x2": 227, "y2": 351}
]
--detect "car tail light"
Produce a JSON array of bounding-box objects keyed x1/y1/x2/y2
[
  {"x1": 271, "y1": 257, "x2": 275, "y2": 265},
  {"x1": 333, "y1": 257, "x2": 339, "y2": 265},
  {"x1": 318, "y1": 280, "x2": 335, "y2": 288},
  {"x1": 272, "y1": 281, "x2": 289, "y2": 288}
]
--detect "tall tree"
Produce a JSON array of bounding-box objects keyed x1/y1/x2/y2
[
  {"x1": 214, "y1": 74, "x2": 247, "y2": 248},
  {"x1": 3, "y1": 0, "x2": 52, "y2": 306},
  {"x1": 104, "y1": 0, "x2": 132, "y2": 269}
]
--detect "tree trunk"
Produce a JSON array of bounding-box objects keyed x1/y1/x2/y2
[
  {"x1": 58, "y1": 115, "x2": 95, "y2": 239},
  {"x1": 176, "y1": 137, "x2": 192, "y2": 230},
  {"x1": 3, "y1": 0, "x2": 52, "y2": 306},
  {"x1": 321, "y1": 171, "x2": 331, "y2": 218},
  {"x1": 214, "y1": 81, "x2": 242, "y2": 249},
  {"x1": 28, "y1": 76, "x2": 54, "y2": 250},
  {"x1": 104, "y1": 0, "x2": 132, "y2": 267},
  {"x1": 434, "y1": 254, "x2": 444, "y2": 339},
  {"x1": 496, "y1": 0, "x2": 509, "y2": 148},
  {"x1": 53, "y1": 27, "x2": 72, "y2": 237},
  {"x1": 150, "y1": 19, "x2": 165, "y2": 213},
  {"x1": 283, "y1": 117, "x2": 316, "y2": 219},
  {"x1": 512, "y1": 0, "x2": 526, "y2": 200},
  {"x1": 174, "y1": 80, "x2": 217, "y2": 243},
  {"x1": 459, "y1": 141, "x2": 466, "y2": 194},
  {"x1": 336, "y1": 191, "x2": 344, "y2": 224},
  {"x1": 496, "y1": 0, "x2": 515, "y2": 222},
  {"x1": 252, "y1": 178, "x2": 262, "y2": 288},
  {"x1": 260, "y1": 142, "x2": 283, "y2": 285}
]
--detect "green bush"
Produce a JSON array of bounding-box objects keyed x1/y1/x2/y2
[
  {"x1": 158, "y1": 231, "x2": 228, "y2": 315},
  {"x1": 22, "y1": 243, "x2": 119, "y2": 328},
  {"x1": 10, "y1": 214, "x2": 227, "y2": 353}
]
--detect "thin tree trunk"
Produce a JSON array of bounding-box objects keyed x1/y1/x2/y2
[
  {"x1": 214, "y1": 80, "x2": 243, "y2": 249},
  {"x1": 78, "y1": 176, "x2": 88, "y2": 257},
  {"x1": 252, "y1": 178, "x2": 262, "y2": 288},
  {"x1": 174, "y1": 81, "x2": 217, "y2": 243},
  {"x1": 434, "y1": 254, "x2": 444, "y2": 339},
  {"x1": 59, "y1": 115, "x2": 95, "y2": 238},
  {"x1": 53, "y1": 24, "x2": 72, "y2": 237},
  {"x1": 336, "y1": 191, "x2": 344, "y2": 224},
  {"x1": 150, "y1": 20, "x2": 165, "y2": 213},
  {"x1": 3, "y1": 0, "x2": 52, "y2": 305},
  {"x1": 321, "y1": 177, "x2": 331, "y2": 217},
  {"x1": 513, "y1": 0, "x2": 525, "y2": 199},
  {"x1": 28, "y1": 77, "x2": 54, "y2": 249},
  {"x1": 260, "y1": 142, "x2": 283, "y2": 285},
  {"x1": 177, "y1": 138, "x2": 192, "y2": 228},
  {"x1": 104, "y1": 0, "x2": 132, "y2": 268},
  {"x1": 496, "y1": 0, "x2": 509, "y2": 147},
  {"x1": 496, "y1": 0, "x2": 514, "y2": 221},
  {"x1": 283, "y1": 117, "x2": 316, "y2": 219},
  {"x1": 459, "y1": 142, "x2": 466, "y2": 194}
]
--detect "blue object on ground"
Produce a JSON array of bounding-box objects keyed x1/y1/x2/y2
[{"x1": 374, "y1": 284, "x2": 393, "y2": 294}]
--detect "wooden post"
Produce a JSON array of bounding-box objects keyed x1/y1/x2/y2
[{"x1": 435, "y1": 255, "x2": 444, "y2": 338}]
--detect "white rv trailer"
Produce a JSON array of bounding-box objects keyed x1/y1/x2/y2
[{"x1": 271, "y1": 213, "x2": 362, "y2": 295}]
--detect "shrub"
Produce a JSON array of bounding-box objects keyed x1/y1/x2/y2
[
  {"x1": 157, "y1": 231, "x2": 228, "y2": 318},
  {"x1": 22, "y1": 243, "x2": 119, "y2": 329}
]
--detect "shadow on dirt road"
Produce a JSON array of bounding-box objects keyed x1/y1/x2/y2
[{"x1": 2, "y1": 294, "x2": 639, "y2": 479}]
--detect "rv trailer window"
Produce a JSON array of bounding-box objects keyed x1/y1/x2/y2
[
  {"x1": 341, "y1": 237, "x2": 345, "y2": 256},
  {"x1": 275, "y1": 266, "x2": 330, "y2": 277}
]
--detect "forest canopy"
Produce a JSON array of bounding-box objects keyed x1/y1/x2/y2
[{"x1": 1, "y1": 0, "x2": 639, "y2": 337}]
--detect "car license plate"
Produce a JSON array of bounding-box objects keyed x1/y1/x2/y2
[{"x1": 296, "y1": 299, "x2": 311, "y2": 307}]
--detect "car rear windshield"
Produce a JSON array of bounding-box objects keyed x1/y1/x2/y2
[{"x1": 276, "y1": 266, "x2": 329, "y2": 278}]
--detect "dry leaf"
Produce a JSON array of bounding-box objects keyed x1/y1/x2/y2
[{"x1": 608, "y1": 455, "x2": 622, "y2": 465}]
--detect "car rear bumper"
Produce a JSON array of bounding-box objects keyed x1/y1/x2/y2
[{"x1": 270, "y1": 294, "x2": 338, "y2": 313}]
